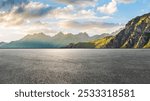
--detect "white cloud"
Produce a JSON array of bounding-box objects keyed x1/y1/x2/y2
[
  {"x1": 50, "y1": 5, "x2": 75, "y2": 19},
  {"x1": 16, "y1": 1, "x2": 53, "y2": 18},
  {"x1": 58, "y1": 20, "x2": 123, "y2": 35},
  {"x1": 25, "y1": 1, "x2": 49, "y2": 10},
  {"x1": 97, "y1": 0, "x2": 135, "y2": 15},
  {"x1": 0, "y1": 25, "x2": 26, "y2": 42},
  {"x1": 0, "y1": 20, "x2": 59, "y2": 42},
  {"x1": 25, "y1": 22, "x2": 58, "y2": 36},
  {"x1": 97, "y1": 0, "x2": 117, "y2": 14},
  {"x1": 0, "y1": 1, "x2": 53, "y2": 26},
  {"x1": 115, "y1": 0, "x2": 135, "y2": 4},
  {"x1": 49, "y1": 5, "x2": 112, "y2": 20},
  {"x1": 55, "y1": 0, "x2": 97, "y2": 7},
  {"x1": 59, "y1": 20, "x2": 121, "y2": 29},
  {"x1": 0, "y1": 9, "x2": 25, "y2": 26}
]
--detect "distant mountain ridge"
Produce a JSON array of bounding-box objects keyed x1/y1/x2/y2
[
  {"x1": 0, "y1": 42, "x2": 6, "y2": 46},
  {"x1": 0, "y1": 32, "x2": 110, "y2": 48},
  {"x1": 66, "y1": 13, "x2": 150, "y2": 48},
  {"x1": 1, "y1": 13, "x2": 149, "y2": 49}
]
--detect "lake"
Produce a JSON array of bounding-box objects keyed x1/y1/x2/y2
[{"x1": 0, "y1": 49, "x2": 150, "y2": 84}]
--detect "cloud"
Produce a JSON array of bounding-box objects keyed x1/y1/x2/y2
[
  {"x1": 60, "y1": 20, "x2": 120, "y2": 29},
  {"x1": 0, "y1": 20, "x2": 58, "y2": 42},
  {"x1": 25, "y1": 21, "x2": 58, "y2": 36},
  {"x1": 50, "y1": 5, "x2": 75, "y2": 19},
  {"x1": 97, "y1": 0, "x2": 117, "y2": 14},
  {"x1": 0, "y1": 10, "x2": 25, "y2": 26},
  {"x1": 16, "y1": 1, "x2": 53, "y2": 18},
  {"x1": 55, "y1": 0, "x2": 97, "y2": 7},
  {"x1": 0, "y1": 24, "x2": 27, "y2": 42},
  {"x1": 58, "y1": 20, "x2": 123, "y2": 35},
  {"x1": 49, "y1": 5, "x2": 112, "y2": 20},
  {"x1": 115, "y1": 0, "x2": 135, "y2": 4},
  {"x1": 97, "y1": 0, "x2": 135, "y2": 15},
  {"x1": 0, "y1": 1, "x2": 53, "y2": 26},
  {"x1": 0, "y1": 0, "x2": 54, "y2": 18}
]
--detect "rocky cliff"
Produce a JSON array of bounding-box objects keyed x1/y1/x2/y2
[{"x1": 105, "y1": 13, "x2": 150, "y2": 48}]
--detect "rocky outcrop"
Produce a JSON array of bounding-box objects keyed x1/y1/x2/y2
[{"x1": 105, "y1": 13, "x2": 150, "y2": 48}]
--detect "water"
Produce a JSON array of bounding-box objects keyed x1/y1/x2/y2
[{"x1": 0, "y1": 49, "x2": 150, "y2": 84}]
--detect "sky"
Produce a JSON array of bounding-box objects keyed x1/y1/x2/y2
[{"x1": 0, "y1": 0, "x2": 150, "y2": 42}]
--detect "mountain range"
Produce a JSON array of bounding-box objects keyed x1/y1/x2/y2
[
  {"x1": 67, "y1": 13, "x2": 150, "y2": 48},
  {"x1": 0, "y1": 32, "x2": 110, "y2": 48},
  {"x1": 0, "y1": 13, "x2": 150, "y2": 49}
]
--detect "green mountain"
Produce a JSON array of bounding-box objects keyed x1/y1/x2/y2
[
  {"x1": 66, "y1": 13, "x2": 150, "y2": 48},
  {"x1": 0, "y1": 42, "x2": 6, "y2": 47},
  {"x1": 51, "y1": 32, "x2": 110, "y2": 47},
  {"x1": 66, "y1": 36, "x2": 114, "y2": 48},
  {"x1": 105, "y1": 13, "x2": 150, "y2": 48},
  {"x1": 1, "y1": 33, "x2": 54, "y2": 48},
  {"x1": 0, "y1": 32, "x2": 109, "y2": 48}
]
